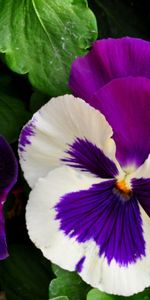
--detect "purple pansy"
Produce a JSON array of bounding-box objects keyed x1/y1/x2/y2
[
  {"x1": 69, "y1": 37, "x2": 150, "y2": 167},
  {"x1": 19, "y1": 37, "x2": 150, "y2": 296},
  {"x1": 0, "y1": 136, "x2": 18, "y2": 259},
  {"x1": 69, "y1": 37, "x2": 150, "y2": 102}
]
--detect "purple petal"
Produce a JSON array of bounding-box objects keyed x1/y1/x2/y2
[
  {"x1": 94, "y1": 77, "x2": 150, "y2": 168},
  {"x1": 62, "y1": 138, "x2": 118, "y2": 178},
  {"x1": 0, "y1": 136, "x2": 18, "y2": 196},
  {"x1": 0, "y1": 209, "x2": 8, "y2": 259},
  {"x1": 55, "y1": 180, "x2": 145, "y2": 266},
  {"x1": 132, "y1": 178, "x2": 150, "y2": 217},
  {"x1": 0, "y1": 136, "x2": 18, "y2": 259},
  {"x1": 69, "y1": 37, "x2": 150, "y2": 103}
]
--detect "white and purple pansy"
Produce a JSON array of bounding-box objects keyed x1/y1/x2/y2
[
  {"x1": 0, "y1": 136, "x2": 18, "y2": 260},
  {"x1": 19, "y1": 37, "x2": 150, "y2": 296}
]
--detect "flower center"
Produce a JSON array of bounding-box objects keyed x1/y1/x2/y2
[{"x1": 116, "y1": 179, "x2": 131, "y2": 194}]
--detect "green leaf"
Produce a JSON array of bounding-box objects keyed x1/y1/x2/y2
[
  {"x1": 87, "y1": 288, "x2": 150, "y2": 300},
  {"x1": 87, "y1": 289, "x2": 114, "y2": 300},
  {"x1": 49, "y1": 264, "x2": 90, "y2": 300},
  {"x1": 30, "y1": 90, "x2": 49, "y2": 113},
  {"x1": 0, "y1": 0, "x2": 97, "y2": 96},
  {"x1": 0, "y1": 91, "x2": 29, "y2": 142},
  {"x1": 119, "y1": 289, "x2": 150, "y2": 300},
  {"x1": 49, "y1": 297, "x2": 69, "y2": 300},
  {"x1": 0, "y1": 244, "x2": 53, "y2": 300}
]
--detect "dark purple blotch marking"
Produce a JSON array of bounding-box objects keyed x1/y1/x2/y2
[
  {"x1": 76, "y1": 256, "x2": 86, "y2": 273},
  {"x1": 132, "y1": 178, "x2": 150, "y2": 217},
  {"x1": 62, "y1": 138, "x2": 118, "y2": 178},
  {"x1": 55, "y1": 180, "x2": 145, "y2": 266},
  {"x1": 19, "y1": 121, "x2": 35, "y2": 152}
]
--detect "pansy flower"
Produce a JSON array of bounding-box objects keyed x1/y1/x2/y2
[
  {"x1": 19, "y1": 37, "x2": 150, "y2": 296},
  {"x1": 0, "y1": 136, "x2": 18, "y2": 259}
]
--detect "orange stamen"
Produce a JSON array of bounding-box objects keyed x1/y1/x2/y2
[{"x1": 116, "y1": 180, "x2": 131, "y2": 194}]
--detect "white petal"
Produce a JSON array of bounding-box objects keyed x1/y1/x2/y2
[
  {"x1": 26, "y1": 166, "x2": 150, "y2": 296},
  {"x1": 132, "y1": 154, "x2": 150, "y2": 179},
  {"x1": 19, "y1": 94, "x2": 116, "y2": 187},
  {"x1": 80, "y1": 205, "x2": 150, "y2": 296},
  {"x1": 26, "y1": 166, "x2": 102, "y2": 270}
]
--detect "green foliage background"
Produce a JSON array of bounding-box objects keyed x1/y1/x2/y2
[{"x1": 0, "y1": 0, "x2": 150, "y2": 299}]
